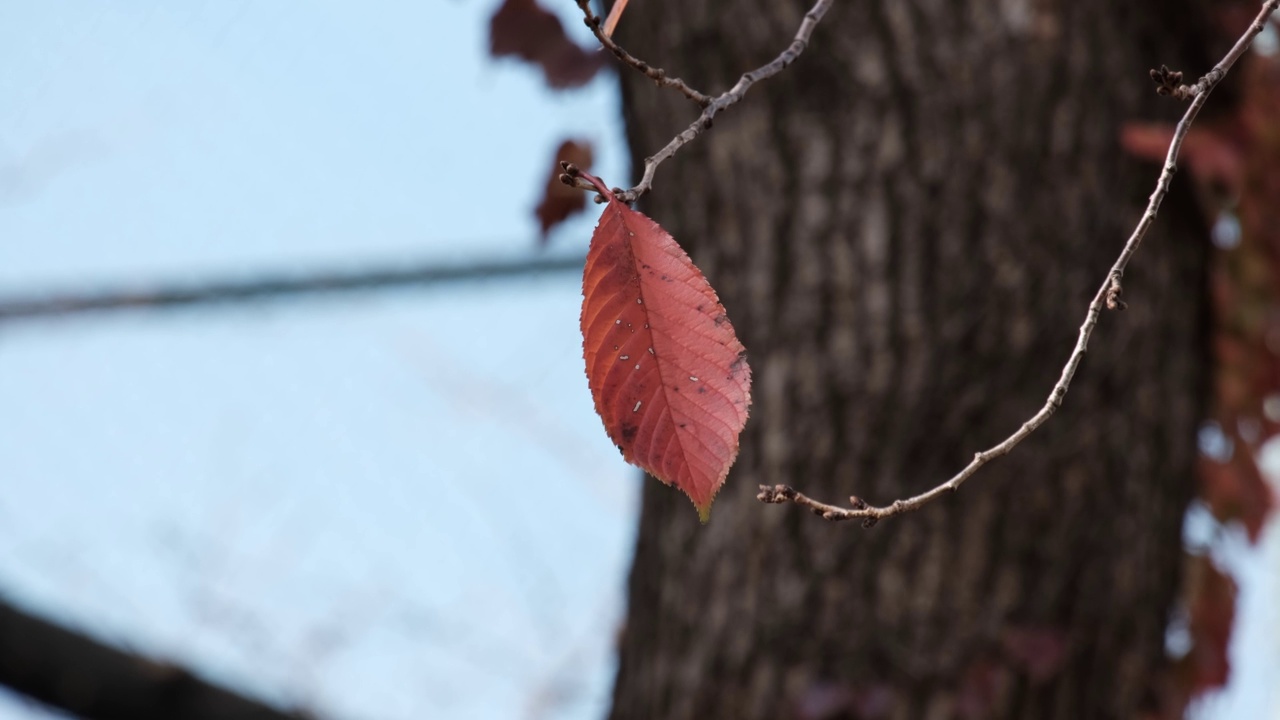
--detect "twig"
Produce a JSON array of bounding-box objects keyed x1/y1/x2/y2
[
  {"x1": 758, "y1": 0, "x2": 1280, "y2": 527},
  {"x1": 568, "y1": 0, "x2": 834, "y2": 203},
  {"x1": 574, "y1": 0, "x2": 711, "y2": 107}
]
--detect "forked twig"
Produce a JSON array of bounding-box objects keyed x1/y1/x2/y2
[
  {"x1": 759, "y1": 0, "x2": 1280, "y2": 527},
  {"x1": 568, "y1": 0, "x2": 835, "y2": 203},
  {"x1": 575, "y1": 0, "x2": 711, "y2": 107}
]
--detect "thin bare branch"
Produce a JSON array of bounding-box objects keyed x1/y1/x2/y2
[
  {"x1": 615, "y1": 0, "x2": 833, "y2": 203},
  {"x1": 570, "y1": 0, "x2": 834, "y2": 203},
  {"x1": 760, "y1": 0, "x2": 1280, "y2": 526},
  {"x1": 574, "y1": 0, "x2": 711, "y2": 107}
]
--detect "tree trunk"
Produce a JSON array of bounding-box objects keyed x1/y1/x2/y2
[{"x1": 608, "y1": 1, "x2": 1213, "y2": 718}]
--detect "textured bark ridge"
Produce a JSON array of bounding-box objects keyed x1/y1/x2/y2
[{"x1": 608, "y1": 1, "x2": 1211, "y2": 718}]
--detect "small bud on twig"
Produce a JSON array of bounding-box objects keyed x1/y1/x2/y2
[{"x1": 1149, "y1": 64, "x2": 1194, "y2": 100}]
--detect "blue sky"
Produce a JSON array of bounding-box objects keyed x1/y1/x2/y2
[
  {"x1": 1, "y1": 2, "x2": 1277, "y2": 720},
  {"x1": 1, "y1": 1, "x2": 633, "y2": 718}
]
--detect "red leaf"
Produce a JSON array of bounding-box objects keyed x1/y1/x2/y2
[
  {"x1": 535, "y1": 139, "x2": 594, "y2": 242},
  {"x1": 1198, "y1": 450, "x2": 1275, "y2": 542},
  {"x1": 1185, "y1": 554, "x2": 1237, "y2": 694},
  {"x1": 578, "y1": 172, "x2": 751, "y2": 520},
  {"x1": 489, "y1": 0, "x2": 606, "y2": 89}
]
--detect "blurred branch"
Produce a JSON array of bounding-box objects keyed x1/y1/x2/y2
[
  {"x1": 0, "y1": 595, "x2": 310, "y2": 720},
  {"x1": 0, "y1": 253, "x2": 585, "y2": 324}
]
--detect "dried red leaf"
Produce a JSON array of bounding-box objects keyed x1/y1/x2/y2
[
  {"x1": 489, "y1": 0, "x2": 606, "y2": 89},
  {"x1": 578, "y1": 172, "x2": 751, "y2": 520},
  {"x1": 535, "y1": 139, "x2": 594, "y2": 242}
]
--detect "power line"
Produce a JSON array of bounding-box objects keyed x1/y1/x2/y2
[{"x1": 0, "y1": 253, "x2": 586, "y2": 324}]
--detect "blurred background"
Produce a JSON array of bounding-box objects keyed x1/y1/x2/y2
[
  {"x1": 1, "y1": 2, "x2": 633, "y2": 718},
  {"x1": 1, "y1": 2, "x2": 1278, "y2": 719}
]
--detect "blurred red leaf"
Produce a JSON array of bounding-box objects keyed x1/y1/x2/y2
[
  {"x1": 535, "y1": 139, "x2": 593, "y2": 242},
  {"x1": 1122, "y1": 52, "x2": 1280, "y2": 547},
  {"x1": 578, "y1": 171, "x2": 751, "y2": 520},
  {"x1": 1198, "y1": 449, "x2": 1274, "y2": 542},
  {"x1": 1121, "y1": 21, "x2": 1280, "y2": 717},
  {"x1": 1120, "y1": 123, "x2": 1246, "y2": 194},
  {"x1": 489, "y1": 0, "x2": 606, "y2": 89},
  {"x1": 1184, "y1": 555, "x2": 1237, "y2": 694}
]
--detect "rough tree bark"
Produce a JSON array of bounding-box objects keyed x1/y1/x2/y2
[{"x1": 608, "y1": 1, "x2": 1213, "y2": 718}]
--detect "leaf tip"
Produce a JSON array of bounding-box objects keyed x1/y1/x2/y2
[{"x1": 687, "y1": 470, "x2": 731, "y2": 524}]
